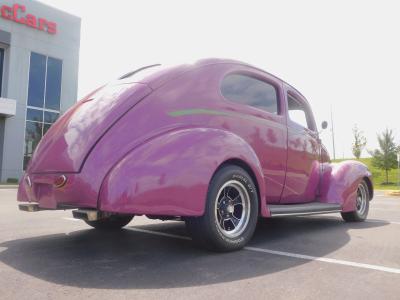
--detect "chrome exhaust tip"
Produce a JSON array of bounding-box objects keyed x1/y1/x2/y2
[
  {"x1": 72, "y1": 209, "x2": 100, "y2": 221},
  {"x1": 19, "y1": 203, "x2": 40, "y2": 212}
]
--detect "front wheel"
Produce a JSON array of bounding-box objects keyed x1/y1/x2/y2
[
  {"x1": 84, "y1": 215, "x2": 134, "y2": 230},
  {"x1": 185, "y1": 165, "x2": 259, "y2": 252},
  {"x1": 341, "y1": 180, "x2": 370, "y2": 222}
]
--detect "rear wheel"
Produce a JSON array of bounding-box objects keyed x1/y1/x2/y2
[
  {"x1": 185, "y1": 165, "x2": 259, "y2": 251},
  {"x1": 84, "y1": 215, "x2": 133, "y2": 230},
  {"x1": 341, "y1": 180, "x2": 370, "y2": 222}
]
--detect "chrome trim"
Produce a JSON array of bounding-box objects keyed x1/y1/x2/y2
[
  {"x1": 25, "y1": 175, "x2": 32, "y2": 187},
  {"x1": 54, "y1": 175, "x2": 67, "y2": 188},
  {"x1": 270, "y1": 210, "x2": 342, "y2": 217}
]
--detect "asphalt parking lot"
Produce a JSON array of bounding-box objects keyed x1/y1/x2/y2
[{"x1": 0, "y1": 189, "x2": 399, "y2": 299}]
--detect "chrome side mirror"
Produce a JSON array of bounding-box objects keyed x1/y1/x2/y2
[{"x1": 321, "y1": 121, "x2": 328, "y2": 130}]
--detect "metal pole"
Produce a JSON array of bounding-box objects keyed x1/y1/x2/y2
[
  {"x1": 330, "y1": 106, "x2": 336, "y2": 160},
  {"x1": 397, "y1": 152, "x2": 400, "y2": 187}
]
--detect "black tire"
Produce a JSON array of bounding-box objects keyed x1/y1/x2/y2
[
  {"x1": 185, "y1": 165, "x2": 259, "y2": 252},
  {"x1": 84, "y1": 215, "x2": 133, "y2": 230},
  {"x1": 341, "y1": 180, "x2": 370, "y2": 222}
]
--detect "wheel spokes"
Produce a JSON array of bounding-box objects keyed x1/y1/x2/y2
[
  {"x1": 214, "y1": 180, "x2": 250, "y2": 238},
  {"x1": 230, "y1": 214, "x2": 240, "y2": 227},
  {"x1": 231, "y1": 195, "x2": 242, "y2": 206}
]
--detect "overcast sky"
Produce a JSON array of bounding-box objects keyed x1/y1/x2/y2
[{"x1": 41, "y1": 0, "x2": 400, "y2": 158}]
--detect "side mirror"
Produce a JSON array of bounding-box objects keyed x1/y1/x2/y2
[{"x1": 321, "y1": 121, "x2": 328, "y2": 130}]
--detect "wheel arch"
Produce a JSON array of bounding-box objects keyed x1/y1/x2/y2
[
  {"x1": 98, "y1": 127, "x2": 269, "y2": 217},
  {"x1": 363, "y1": 176, "x2": 374, "y2": 200}
]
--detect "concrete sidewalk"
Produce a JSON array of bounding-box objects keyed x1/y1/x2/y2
[{"x1": 0, "y1": 185, "x2": 18, "y2": 189}]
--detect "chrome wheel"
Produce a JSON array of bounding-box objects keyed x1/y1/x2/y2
[
  {"x1": 214, "y1": 180, "x2": 251, "y2": 238},
  {"x1": 356, "y1": 182, "x2": 368, "y2": 216}
]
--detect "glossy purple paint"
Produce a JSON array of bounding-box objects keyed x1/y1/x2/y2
[{"x1": 18, "y1": 58, "x2": 373, "y2": 217}]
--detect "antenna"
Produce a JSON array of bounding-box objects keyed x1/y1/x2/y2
[{"x1": 330, "y1": 106, "x2": 336, "y2": 160}]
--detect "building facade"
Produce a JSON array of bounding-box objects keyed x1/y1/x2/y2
[{"x1": 0, "y1": 0, "x2": 80, "y2": 181}]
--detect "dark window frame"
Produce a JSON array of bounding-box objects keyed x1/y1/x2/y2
[{"x1": 0, "y1": 48, "x2": 4, "y2": 97}]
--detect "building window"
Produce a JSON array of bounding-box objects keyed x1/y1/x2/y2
[{"x1": 24, "y1": 52, "x2": 62, "y2": 170}]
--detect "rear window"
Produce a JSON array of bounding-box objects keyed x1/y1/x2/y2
[{"x1": 221, "y1": 74, "x2": 278, "y2": 114}]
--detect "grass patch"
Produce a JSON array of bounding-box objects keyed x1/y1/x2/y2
[{"x1": 332, "y1": 158, "x2": 400, "y2": 190}]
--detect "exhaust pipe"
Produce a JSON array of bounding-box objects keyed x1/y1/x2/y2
[
  {"x1": 72, "y1": 209, "x2": 101, "y2": 221},
  {"x1": 19, "y1": 203, "x2": 41, "y2": 212}
]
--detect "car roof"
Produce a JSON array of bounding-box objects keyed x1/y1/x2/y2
[
  {"x1": 118, "y1": 58, "x2": 308, "y2": 102},
  {"x1": 194, "y1": 58, "x2": 309, "y2": 102}
]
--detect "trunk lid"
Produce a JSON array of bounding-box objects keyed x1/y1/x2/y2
[{"x1": 28, "y1": 82, "x2": 152, "y2": 173}]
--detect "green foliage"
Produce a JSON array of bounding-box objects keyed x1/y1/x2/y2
[
  {"x1": 369, "y1": 129, "x2": 398, "y2": 184},
  {"x1": 6, "y1": 178, "x2": 18, "y2": 184},
  {"x1": 333, "y1": 157, "x2": 399, "y2": 190},
  {"x1": 352, "y1": 125, "x2": 367, "y2": 159}
]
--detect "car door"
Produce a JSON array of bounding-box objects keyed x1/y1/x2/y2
[
  {"x1": 280, "y1": 88, "x2": 321, "y2": 204},
  {"x1": 219, "y1": 69, "x2": 288, "y2": 204}
]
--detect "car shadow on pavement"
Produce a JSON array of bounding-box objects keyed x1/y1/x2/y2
[{"x1": 0, "y1": 216, "x2": 388, "y2": 289}]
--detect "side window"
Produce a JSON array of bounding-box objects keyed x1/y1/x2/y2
[
  {"x1": 287, "y1": 95, "x2": 312, "y2": 130},
  {"x1": 221, "y1": 74, "x2": 279, "y2": 114}
]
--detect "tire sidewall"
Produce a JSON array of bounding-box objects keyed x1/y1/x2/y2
[
  {"x1": 355, "y1": 181, "x2": 370, "y2": 220},
  {"x1": 205, "y1": 165, "x2": 259, "y2": 249}
]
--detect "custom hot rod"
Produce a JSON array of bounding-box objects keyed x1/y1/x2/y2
[{"x1": 18, "y1": 59, "x2": 373, "y2": 251}]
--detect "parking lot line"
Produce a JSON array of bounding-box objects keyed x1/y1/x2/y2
[
  {"x1": 124, "y1": 227, "x2": 400, "y2": 275},
  {"x1": 126, "y1": 227, "x2": 191, "y2": 240},
  {"x1": 63, "y1": 217, "x2": 80, "y2": 222},
  {"x1": 244, "y1": 247, "x2": 400, "y2": 274},
  {"x1": 298, "y1": 215, "x2": 400, "y2": 225}
]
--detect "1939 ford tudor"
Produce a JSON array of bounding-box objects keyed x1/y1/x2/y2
[{"x1": 18, "y1": 59, "x2": 373, "y2": 251}]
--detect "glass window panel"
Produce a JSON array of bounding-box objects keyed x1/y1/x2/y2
[
  {"x1": 27, "y1": 52, "x2": 46, "y2": 108},
  {"x1": 45, "y1": 57, "x2": 62, "y2": 110},
  {"x1": 44, "y1": 111, "x2": 59, "y2": 123},
  {"x1": 43, "y1": 123, "x2": 52, "y2": 136},
  {"x1": 221, "y1": 74, "x2": 278, "y2": 114},
  {"x1": 26, "y1": 108, "x2": 43, "y2": 122},
  {"x1": 24, "y1": 121, "x2": 43, "y2": 160},
  {"x1": 289, "y1": 110, "x2": 308, "y2": 128},
  {"x1": 288, "y1": 95, "x2": 311, "y2": 129}
]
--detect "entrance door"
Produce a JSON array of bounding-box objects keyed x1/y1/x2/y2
[{"x1": 281, "y1": 90, "x2": 321, "y2": 204}]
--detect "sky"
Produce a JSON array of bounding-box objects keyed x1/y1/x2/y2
[{"x1": 41, "y1": 0, "x2": 400, "y2": 158}]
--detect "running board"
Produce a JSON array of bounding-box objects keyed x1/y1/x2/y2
[{"x1": 268, "y1": 202, "x2": 342, "y2": 217}]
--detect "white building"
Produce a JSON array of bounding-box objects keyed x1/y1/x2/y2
[{"x1": 0, "y1": 0, "x2": 80, "y2": 181}]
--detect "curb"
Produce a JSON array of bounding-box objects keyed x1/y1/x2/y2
[
  {"x1": 0, "y1": 185, "x2": 18, "y2": 189},
  {"x1": 384, "y1": 190, "x2": 400, "y2": 197}
]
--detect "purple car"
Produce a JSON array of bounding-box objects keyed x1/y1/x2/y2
[{"x1": 18, "y1": 58, "x2": 373, "y2": 251}]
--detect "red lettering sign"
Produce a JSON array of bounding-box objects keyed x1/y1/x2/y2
[{"x1": 0, "y1": 3, "x2": 57, "y2": 34}]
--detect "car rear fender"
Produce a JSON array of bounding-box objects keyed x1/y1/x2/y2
[
  {"x1": 319, "y1": 160, "x2": 373, "y2": 212},
  {"x1": 98, "y1": 128, "x2": 267, "y2": 217}
]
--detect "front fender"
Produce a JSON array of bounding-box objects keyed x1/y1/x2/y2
[
  {"x1": 98, "y1": 128, "x2": 266, "y2": 216},
  {"x1": 320, "y1": 160, "x2": 373, "y2": 212}
]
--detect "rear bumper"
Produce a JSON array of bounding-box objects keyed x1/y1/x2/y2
[
  {"x1": 18, "y1": 203, "x2": 101, "y2": 222},
  {"x1": 18, "y1": 172, "x2": 97, "y2": 209}
]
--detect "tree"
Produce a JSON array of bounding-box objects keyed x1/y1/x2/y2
[
  {"x1": 369, "y1": 129, "x2": 398, "y2": 184},
  {"x1": 352, "y1": 125, "x2": 367, "y2": 159}
]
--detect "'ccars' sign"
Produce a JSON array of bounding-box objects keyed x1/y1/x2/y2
[{"x1": 0, "y1": 3, "x2": 57, "y2": 34}]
